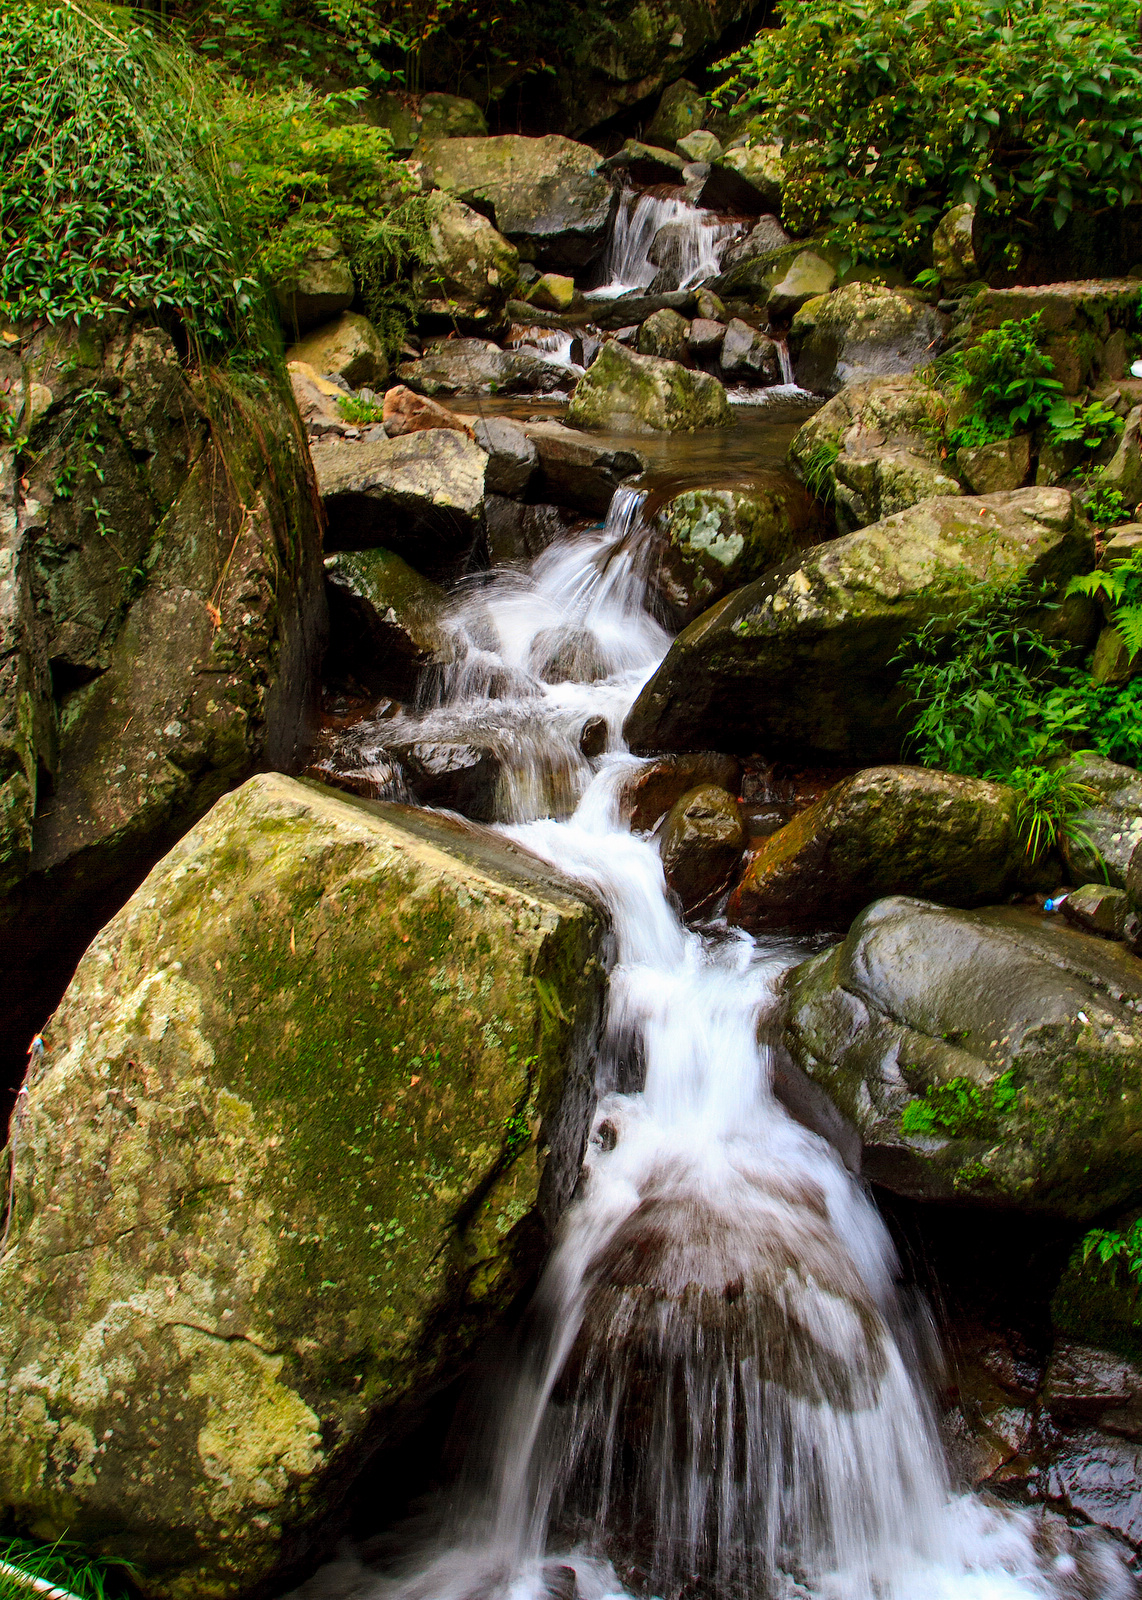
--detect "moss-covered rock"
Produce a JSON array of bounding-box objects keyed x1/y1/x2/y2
[
  {"x1": 637, "y1": 307, "x2": 691, "y2": 362},
  {"x1": 397, "y1": 337, "x2": 569, "y2": 396},
  {"x1": 719, "y1": 143, "x2": 784, "y2": 211},
  {"x1": 623, "y1": 487, "x2": 1091, "y2": 762},
  {"x1": 932, "y1": 203, "x2": 978, "y2": 286},
  {"x1": 418, "y1": 93, "x2": 487, "y2": 139},
  {"x1": 969, "y1": 280, "x2": 1142, "y2": 396},
  {"x1": 781, "y1": 896, "x2": 1142, "y2": 1216},
  {"x1": 273, "y1": 242, "x2": 355, "y2": 337},
  {"x1": 1063, "y1": 753, "x2": 1142, "y2": 889},
  {"x1": 659, "y1": 782, "x2": 744, "y2": 912},
  {"x1": 0, "y1": 773, "x2": 606, "y2": 1599},
  {"x1": 567, "y1": 341, "x2": 732, "y2": 433},
  {"x1": 414, "y1": 198, "x2": 519, "y2": 330},
  {"x1": 323, "y1": 548, "x2": 454, "y2": 700},
  {"x1": 644, "y1": 79, "x2": 707, "y2": 147},
  {"x1": 285, "y1": 313, "x2": 389, "y2": 390},
  {"x1": 791, "y1": 284, "x2": 945, "y2": 397}
]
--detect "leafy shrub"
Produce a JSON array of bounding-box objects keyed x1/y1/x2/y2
[
  {"x1": 1083, "y1": 1216, "x2": 1142, "y2": 1289},
  {"x1": 1047, "y1": 397, "x2": 1123, "y2": 451},
  {"x1": 717, "y1": 0, "x2": 1142, "y2": 265},
  {"x1": 1007, "y1": 762, "x2": 1098, "y2": 861},
  {"x1": 1056, "y1": 675, "x2": 1142, "y2": 765},
  {"x1": 337, "y1": 393, "x2": 386, "y2": 422},
  {"x1": 1068, "y1": 549, "x2": 1142, "y2": 655},
  {"x1": 1084, "y1": 485, "x2": 1131, "y2": 526}
]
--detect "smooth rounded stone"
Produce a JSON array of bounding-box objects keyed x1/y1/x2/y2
[
  {"x1": 416, "y1": 135, "x2": 616, "y2": 269},
  {"x1": 285, "y1": 311, "x2": 388, "y2": 389},
  {"x1": 660, "y1": 783, "x2": 745, "y2": 912},
  {"x1": 472, "y1": 416, "x2": 539, "y2": 496},
  {"x1": 528, "y1": 272, "x2": 577, "y2": 312},
  {"x1": 1063, "y1": 754, "x2": 1142, "y2": 889},
  {"x1": 484, "y1": 496, "x2": 578, "y2": 566},
  {"x1": 788, "y1": 374, "x2": 962, "y2": 535},
  {"x1": 323, "y1": 547, "x2": 454, "y2": 700},
  {"x1": 0, "y1": 773, "x2": 606, "y2": 1599},
  {"x1": 623, "y1": 487, "x2": 1093, "y2": 763},
  {"x1": 781, "y1": 895, "x2": 1142, "y2": 1216},
  {"x1": 644, "y1": 79, "x2": 707, "y2": 146},
  {"x1": 932, "y1": 202, "x2": 978, "y2": 285},
  {"x1": 694, "y1": 287, "x2": 727, "y2": 320},
  {"x1": 312, "y1": 428, "x2": 488, "y2": 580},
  {"x1": 528, "y1": 625, "x2": 608, "y2": 685},
  {"x1": 387, "y1": 737, "x2": 504, "y2": 819},
  {"x1": 619, "y1": 752, "x2": 741, "y2": 833},
  {"x1": 398, "y1": 337, "x2": 570, "y2": 396},
  {"x1": 579, "y1": 715, "x2": 608, "y2": 758},
  {"x1": 727, "y1": 766, "x2": 1025, "y2": 933},
  {"x1": 273, "y1": 241, "x2": 354, "y2": 335},
  {"x1": 957, "y1": 434, "x2": 1032, "y2": 495},
  {"x1": 567, "y1": 342, "x2": 732, "y2": 434},
  {"x1": 766, "y1": 250, "x2": 837, "y2": 318},
  {"x1": 415, "y1": 197, "x2": 519, "y2": 328},
  {"x1": 517, "y1": 420, "x2": 646, "y2": 515},
  {"x1": 1053, "y1": 1213, "x2": 1142, "y2": 1359},
  {"x1": 720, "y1": 214, "x2": 792, "y2": 271},
  {"x1": 1062, "y1": 883, "x2": 1133, "y2": 939},
  {"x1": 418, "y1": 91, "x2": 487, "y2": 138},
  {"x1": 791, "y1": 282, "x2": 946, "y2": 396},
  {"x1": 719, "y1": 143, "x2": 784, "y2": 211},
  {"x1": 676, "y1": 129, "x2": 722, "y2": 164},
  {"x1": 719, "y1": 318, "x2": 779, "y2": 382},
  {"x1": 647, "y1": 473, "x2": 826, "y2": 630},
  {"x1": 382, "y1": 383, "x2": 473, "y2": 439},
  {"x1": 637, "y1": 306, "x2": 691, "y2": 362},
  {"x1": 688, "y1": 316, "x2": 725, "y2": 357}
]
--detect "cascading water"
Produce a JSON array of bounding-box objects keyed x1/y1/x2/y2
[
  {"x1": 593, "y1": 190, "x2": 743, "y2": 296},
  {"x1": 315, "y1": 490, "x2": 1135, "y2": 1600}
]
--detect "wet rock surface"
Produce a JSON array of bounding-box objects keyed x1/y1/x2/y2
[
  {"x1": 323, "y1": 548, "x2": 454, "y2": 701},
  {"x1": 620, "y1": 752, "x2": 742, "y2": 833},
  {"x1": 659, "y1": 782, "x2": 745, "y2": 911},
  {"x1": 791, "y1": 283, "x2": 945, "y2": 396}
]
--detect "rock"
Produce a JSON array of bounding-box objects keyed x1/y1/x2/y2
[
  {"x1": 603, "y1": 140, "x2": 687, "y2": 186},
  {"x1": 417, "y1": 136, "x2": 616, "y2": 270},
  {"x1": 382, "y1": 384, "x2": 473, "y2": 439},
  {"x1": 646, "y1": 473, "x2": 826, "y2": 629},
  {"x1": 719, "y1": 318, "x2": 778, "y2": 382},
  {"x1": 637, "y1": 307, "x2": 691, "y2": 362},
  {"x1": 727, "y1": 766, "x2": 1024, "y2": 933},
  {"x1": 323, "y1": 547, "x2": 453, "y2": 700},
  {"x1": 957, "y1": 435, "x2": 1032, "y2": 495},
  {"x1": 567, "y1": 341, "x2": 732, "y2": 433},
  {"x1": 791, "y1": 283, "x2": 945, "y2": 396},
  {"x1": 398, "y1": 337, "x2": 570, "y2": 396},
  {"x1": 529, "y1": 273, "x2": 577, "y2": 312},
  {"x1": 690, "y1": 162, "x2": 768, "y2": 217},
  {"x1": 418, "y1": 92, "x2": 487, "y2": 138},
  {"x1": 1091, "y1": 403, "x2": 1142, "y2": 509},
  {"x1": 1105, "y1": 524, "x2": 1142, "y2": 564},
  {"x1": 415, "y1": 197, "x2": 519, "y2": 329},
  {"x1": 620, "y1": 752, "x2": 741, "y2": 833},
  {"x1": 517, "y1": 420, "x2": 646, "y2": 515},
  {"x1": 364, "y1": 91, "x2": 422, "y2": 153},
  {"x1": 694, "y1": 288, "x2": 726, "y2": 319},
  {"x1": 273, "y1": 241, "x2": 354, "y2": 336},
  {"x1": 285, "y1": 312, "x2": 389, "y2": 390},
  {"x1": 689, "y1": 317, "x2": 725, "y2": 357},
  {"x1": 1045, "y1": 1427, "x2": 1142, "y2": 1546},
  {"x1": 720, "y1": 215, "x2": 791, "y2": 271},
  {"x1": 484, "y1": 497, "x2": 579, "y2": 566},
  {"x1": 969, "y1": 280, "x2": 1142, "y2": 396},
  {"x1": 472, "y1": 416, "x2": 539, "y2": 496},
  {"x1": 783, "y1": 896, "x2": 1142, "y2": 1215},
  {"x1": 676, "y1": 129, "x2": 722, "y2": 163},
  {"x1": 1063, "y1": 882, "x2": 1133, "y2": 939},
  {"x1": 0, "y1": 319, "x2": 324, "y2": 1088},
  {"x1": 287, "y1": 360, "x2": 348, "y2": 432},
  {"x1": 788, "y1": 374, "x2": 961, "y2": 535},
  {"x1": 766, "y1": 251, "x2": 837, "y2": 318},
  {"x1": 0, "y1": 773, "x2": 605, "y2": 1598},
  {"x1": 1062, "y1": 754, "x2": 1142, "y2": 888},
  {"x1": 644, "y1": 79, "x2": 707, "y2": 147},
  {"x1": 623, "y1": 487, "x2": 1092, "y2": 762},
  {"x1": 660, "y1": 783, "x2": 744, "y2": 912},
  {"x1": 579, "y1": 716, "x2": 608, "y2": 758},
  {"x1": 528, "y1": 625, "x2": 608, "y2": 685},
  {"x1": 1053, "y1": 1218, "x2": 1142, "y2": 1359},
  {"x1": 719, "y1": 143, "x2": 784, "y2": 211},
  {"x1": 312, "y1": 429, "x2": 488, "y2": 580},
  {"x1": 1042, "y1": 1340, "x2": 1142, "y2": 1423},
  {"x1": 1091, "y1": 623, "x2": 1141, "y2": 686},
  {"x1": 387, "y1": 737, "x2": 503, "y2": 818},
  {"x1": 932, "y1": 203, "x2": 978, "y2": 286}
]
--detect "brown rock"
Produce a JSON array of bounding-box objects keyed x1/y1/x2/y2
[
  {"x1": 621, "y1": 752, "x2": 741, "y2": 833},
  {"x1": 660, "y1": 783, "x2": 745, "y2": 912},
  {"x1": 382, "y1": 384, "x2": 473, "y2": 439}
]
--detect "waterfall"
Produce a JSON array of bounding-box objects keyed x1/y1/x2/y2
[
  {"x1": 314, "y1": 490, "x2": 1134, "y2": 1600},
  {"x1": 593, "y1": 191, "x2": 742, "y2": 297}
]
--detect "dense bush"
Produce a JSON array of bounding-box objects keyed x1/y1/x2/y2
[{"x1": 718, "y1": 0, "x2": 1142, "y2": 266}]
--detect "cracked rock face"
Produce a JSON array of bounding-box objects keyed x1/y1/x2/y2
[{"x1": 0, "y1": 774, "x2": 606, "y2": 1600}]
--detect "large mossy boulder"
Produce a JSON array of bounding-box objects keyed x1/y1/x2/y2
[
  {"x1": 416, "y1": 136, "x2": 616, "y2": 269},
  {"x1": 397, "y1": 337, "x2": 570, "y2": 396},
  {"x1": 791, "y1": 283, "x2": 945, "y2": 397},
  {"x1": 284, "y1": 312, "x2": 388, "y2": 390},
  {"x1": 781, "y1": 896, "x2": 1142, "y2": 1217},
  {"x1": 414, "y1": 197, "x2": 519, "y2": 330},
  {"x1": 643, "y1": 78, "x2": 707, "y2": 146},
  {"x1": 0, "y1": 318, "x2": 324, "y2": 1092},
  {"x1": 969, "y1": 280, "x2": 1141, "y2": 395},
  {"x1": 646, "y1": 472, "x2": 826, "y2": 629},
  {"x1": 1062, "y1": 753, "x2": 1142, "y2": 889},
  {"x1": 623, "y1": 487, "x2": 1091, "y2": 762},
  {"x1": 0, "y1": 773, "x2": 606, "y2": 1599},
  {"x1": 312, "y1": 429, "x2": 488, "y2": 580},
  {"x1": 323, "y1": 548, "x2": 454, "y2": 700},
  {"x1": 567, "y1": 341, "x2": 732, "y2": 433},
  {"x1": 787, "y1": 374, "x2": 961, "y2": 536},
  {"x1": 728, "y1": 767, "x2": 1025, "y2": 932}
]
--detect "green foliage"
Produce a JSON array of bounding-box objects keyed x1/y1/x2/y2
[
  {"x1": 1068, "y1": 550, "x2": 1142, "y2": 656},
  {"x1": 0, "y1": 1537, "x2": 130, "y2": 1600},
  {"x1": 1007, "y1": 762, "x2": 1099, "y2": 861},
  {"x1": 1046, "y1": 396, "x2": 1123, "y2": 450},
  {"x1": 337, "y1": 392, "x2": 385, "y2": 422},
  {"x1": 959, "y1": 315, "x2": 1064, "y2": 426},
  {"x1": 184, "y1": 0, "x2": 402, "y2": 87},
  {"x1": 717, "y1": 0, "x2": 1142, "y2": 265},
  {"x1": 901, "y1": 1067, "x2": 1019, "y2": 1138},
  {"x1": 1055, "y1": 675, "x2": 1142, "y2": 765},
  {"x1": 801, "y1": 439, "x2": 841, "y2": 503},
  {"x1": 1084, "y1": 484, "x2": 1130, "y2": 525},
  {"x1": 1082, "y1": 1215, "x2": 1142, "y2": 1289},
  {"x1": 947, "y1": 410, "x2": 1014, "y2": 452}
]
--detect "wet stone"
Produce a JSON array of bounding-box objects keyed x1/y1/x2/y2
[
  {"x1": 620, "y1": 752, "x2": 742, "y2": 833},
  {"x1": 529, "y1": 626, "x2": 608, "y2": 685},
  {"x1": 659, "y1": 782, "x2": 745, "y2": 913}
]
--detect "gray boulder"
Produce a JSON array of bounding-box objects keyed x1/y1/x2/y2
[
  {"x1": 638, "y1": 307, "x2": 691, "y2": 362},
  {"x1": 398, "y1": 337, "x2": 570, "y2": 396},
  {"x1": 644, "y1": 79, "x2": 707, "y2": 147},
  {"x1": 273, "y1": 241, "x2": 354, "y2": 336},
  {"x1": 791, "y1": 283, "x2": 946, "y2": 396},
  {"x1": 323, "y1": 547, "x2": 454, "y2": 700},
  {"x1": 519, "y1": 420, "x2": 646, "y2": 515},
  {"x1": 472, "y1": 416, "x2": 539, "y2": 497},
  {"x1": 719, "y1": 318, "x2": 779, "y2": 383},
  {"x1": 567, "y1": 342, "x2": 732, "y2": 433},
  {"x1": 418, "y1": 92, "x2": 488, "y2": 138},
  {"x1": 284, "y1": 312, "x2": 388, "y2": 389},
  {"x1": 415, "y1": 197, "x2": 520, "y2": 329}
]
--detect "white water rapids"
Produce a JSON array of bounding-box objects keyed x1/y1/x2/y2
[
  {"x1": 310, "y1": 492, "x2": 1135, "y2": 1600},
  {"x1": 593, "y1": 191, "x2": 742, "y2": 296}
]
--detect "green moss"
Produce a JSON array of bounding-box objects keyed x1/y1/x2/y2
[{"x1": 901, "y1": 1067, "x2": 1019, "y2": 1139}]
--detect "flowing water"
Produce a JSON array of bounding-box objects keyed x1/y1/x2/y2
[
  {"x1": 313, "y1": 475, "x2": 1135, "y2": 1600},
  {"x1": 593, "y1": 190, "x2": 744, "y2": 296}
]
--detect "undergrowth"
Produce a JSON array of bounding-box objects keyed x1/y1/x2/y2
[
  {"x1": 0, "y1": 1537, "x2": 130, "y2": 1600},
  {"x1": 1082, "y1": 1216, "x2": 1142, "y2": 1291},
  {"x1": 901, "y1": 1066, "x2": 1019, "y2": 1139}
]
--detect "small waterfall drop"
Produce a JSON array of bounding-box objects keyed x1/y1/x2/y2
[{"x1": 594, "y1": 190, "x2": 742, "y2": 296}]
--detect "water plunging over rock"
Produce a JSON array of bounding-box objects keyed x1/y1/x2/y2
[{"x1": 594, "y1": 190, "x2": 743, "y2": 297}]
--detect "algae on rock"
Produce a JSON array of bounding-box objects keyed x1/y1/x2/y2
[{"x1": 568, "y1": 342, "x2": 732, "y2": 434}]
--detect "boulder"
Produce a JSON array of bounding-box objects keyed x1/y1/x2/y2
[
  {"x1": 1062, "y1": 753, "x2": 1142, "y2": 888},
  {"x1": 567, "y1": 342, "x2": 732, "y2": 433},
  {"x1": 518, "y1": 419, "x2": 645, "y2": 515},
  {"x1": 418, "y1": 92, "x2": 487, "y2": 139},
  {"x1": 528, "y1": 273, "x2": 577, "y2": 313},
  {"x1": 323, "y1": 547, "x2": 454, "y2": 700},
  {"x1": 689, "y1": 162, "x2": 769, "y2": 217},
  {"x1": 285, "y1": 312, "x2": 389, "y2": 390},
  {"x1": 660, "y1": 783, "x2": 745, "y2": 912},
  {"x1": 1062, "y1": 882, "x2": 1134, "y2": 940},
  {"x1": 415, "y1": 197, "x2": 519, "y2": 328},
  {"x1": 363, "y1": 92, "x2": 422, "y2": 154},
  {"x1": 676, "y1": 130, "x2": 722, "y2": 164},
  {"x1": 398, "y1": 337, "x2": 570, "y2": 396},
  {"x1": 273, "y1": 241, "x2": 354, "y2": 336},
  {"x1": 719, "y1": 318, "x2": 778, "y2": 383},
  {"x1": 694, "y1": 288, "x2": 727, "y2": 321},
  {"x1": 637, "y1": 307, "x2": 691, "y2": 362},
  {"x1": 766, "y1": 251, "x2": 837, "y2": 318},
  {"x1": 1090, "y1": 403, "x2": 1142, "y2": 509},
  {"x1": 727, "y1": 766, "x2": 1025, "y2": 933},
  {"x1": 619, "y1": 751, "x2": 741, "y2": 833},
  {"x1": 957, "y1": 435, "x2": 1032, "y2": 495},
  {"x1": 0, "y1": 773, "x2": 605, "y2": 1598},
  {"x1": 0, "y1": 318, "x2": 324, "y2": 1091},
  {"x1": 484, "y1": 497, "x2": 578, "y2": 566},
  {"x1": 603, "y1": 140, "x2": 687, "y2": 187},
  {"x1": 787, "y1": 374, "x2": 961, "y2": 535},
  {"x1": 312, "y1": 429, "x2": 488, "y2": 580},
  {"x1": 287, "y1": 360, "x2": 349, "y2": 434},
  {"x1": 623, "y1": 487, "x2": 1092, "y2": 762},
  {"x1": 471, "y1": 416, "x2": 539, "y2": 497},
  {"x1": 719, "y1": 215, "x2": 791, "y2": 271},
  {"x1": 528, "y1": 625, "x2": 608, "y2": 685},
  {"x1": 932, "y1": 203, "x2": 978, "y2": 286},
  {"x1": 385, "y1": 738, "x2": 503, "y2": 819},
  {"x1": 969, "y1": 281, "x2": 1142, "y2": 396},
  {"x1": 781, "y1": 896, "x2": 1142, "y2": 1216},
  {"x1": 1091, "y1": 623, "x2": 1141, "y2": 686},
  {"x1": 719, "y1": 143, "x2": 784, "y2": 211},
  {"x1": 790, "y1": 283, "x2": 945, "y2": 396},
  {"x1": 382, "y1": 384, "x2": 473, "y2": 439},
  {"x1": 644, "y1": 79, "x2": 707, "y2": 147},
  {"x1": 689, "y1": 317, "x2": 725, "y2": 358},
  {"x1": 646, "y1": 472, "x2": 826, "y2": 629},
  {"x1": 417, "y1": 136, "x2": 616, "y2": 270}
]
